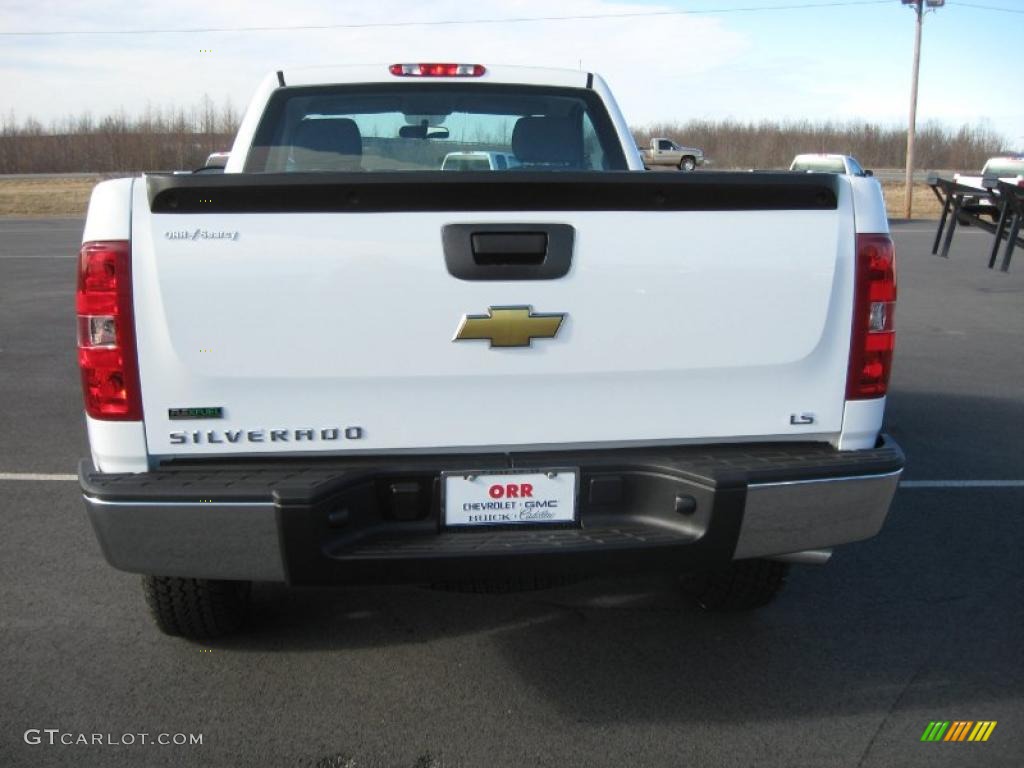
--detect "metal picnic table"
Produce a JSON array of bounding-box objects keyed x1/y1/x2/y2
[{"x1": 927, "y1": 174, "x2": 1024, "y2": 272}]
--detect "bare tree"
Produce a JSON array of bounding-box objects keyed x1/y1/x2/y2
[
  {"x1": 0, "y1": 104, "x2": 1003, "y2": 175},
  {"x1": 0, "y1": 96, "x2": 241, "y2": 174}
]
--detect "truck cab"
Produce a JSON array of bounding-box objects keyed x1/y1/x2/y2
[
  {"x1": 790, "y1": 154, "x2": 873, "y2": 177},
  {"x1": 441, "y1": 151, "x2": 520, "y2": 171}
]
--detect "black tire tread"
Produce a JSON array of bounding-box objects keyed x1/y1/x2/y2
[
  {"x1": 142, "y1": 575, "x2": 250, "y2": 640},
  {"x1": 685, "y1": 559, "x2": 789, "y2": 611}
]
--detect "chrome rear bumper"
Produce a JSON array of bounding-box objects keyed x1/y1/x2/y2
[{"x1": 81, "y1": 438, "x2": 903, "y2": 584}]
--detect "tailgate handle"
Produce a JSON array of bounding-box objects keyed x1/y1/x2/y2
[
  {"x1": 443, "y1": 223, "x2": 574, "y2": 281},
  {"x1": 471, "y1": 232, "x2": 547, "y2": 265}
]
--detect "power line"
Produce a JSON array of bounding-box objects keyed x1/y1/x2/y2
[
  {"x1": 0, "y1": 0, "x2": 893, "y2": 37},
  {"x1": 949, "y1": 1, "x2": 1024, "y2": 12}
]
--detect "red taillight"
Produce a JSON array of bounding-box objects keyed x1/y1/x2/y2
[
  {"x1": 389, "y1": 63, "x2": 486, "y2": 77},
  {"x1": 847, "y1": 233, "x2": 896, "y2": 400},
  {"x1": 76, "y1": 240, "x2": 142, "y2": 420}
]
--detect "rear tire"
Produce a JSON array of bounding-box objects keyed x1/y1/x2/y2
[
  {"x1": 679, "y1": 156, "x2": 696, "y2": 172},
  {"x1": 142, "y1": 575, "x2": 250, "y2": 640},
  {"x1": 683, "y1": 559, "x2": 789, "y2": 611}
]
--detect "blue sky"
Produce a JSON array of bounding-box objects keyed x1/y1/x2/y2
[{"x1": 1, "y1": 0, "x2": 1021, "y2": 147}]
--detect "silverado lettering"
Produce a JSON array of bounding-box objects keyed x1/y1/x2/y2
[{"x1": 167, "y1": 427, "x2": 362, "y2": 444}]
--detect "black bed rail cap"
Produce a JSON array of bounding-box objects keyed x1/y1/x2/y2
[{"x1": 146, "y1": 171, "x2": 840, "y2": 214}]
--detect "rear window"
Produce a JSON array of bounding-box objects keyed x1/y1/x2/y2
[
  {"x1": 442, "y1": 155, "x2": 492, "y2": 171},
  {"x1": 245, "y1": 84, "x2": 627, "y2": 173},
  {"x1": 792, "y1": 156, "x2": 846, "y2": 173}
]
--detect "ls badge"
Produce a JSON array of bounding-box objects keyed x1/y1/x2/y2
[{"x1": 453, "y1": 306, "x2": 565, "y2": 348}]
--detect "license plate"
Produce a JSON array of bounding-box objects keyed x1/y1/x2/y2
[{"x1": 443, "y1": 469, "x2": 578, "y2": 528}]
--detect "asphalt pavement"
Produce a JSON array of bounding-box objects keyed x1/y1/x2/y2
[{"x1": 0, "y1": 217, "x2": 1021, "y2": 768}]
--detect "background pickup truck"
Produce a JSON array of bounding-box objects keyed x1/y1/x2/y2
[
  {"x1": 790, "y1": 153, "x2": 873, "y2": 177},
  {"x1": 953, "y1": 155, "x2": 1024, "y2": 221},
  {"x1": 639, "y1": 137, "x2": 705, "y2": 170},
  {"x1": 441, "y1": 150, "x2": 520, "y2": 171},
  {"x1": 77, "y1": 62, "x2": 902, "y2": 640}
]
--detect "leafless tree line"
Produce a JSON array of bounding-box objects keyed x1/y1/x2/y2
[
  {"x1": 0, "y1": 96, "x2": 1008, "y2": 174},
  {"x1": 633, "y1": 119, "x2": 1007, "y2": 172},
  {"x1": 0, "y1": 96, "x2": 240, "y2": 174}
]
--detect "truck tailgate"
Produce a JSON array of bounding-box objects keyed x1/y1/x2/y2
[{"x1": 132, "y1": 173, "x2": 855, "y2": 457}]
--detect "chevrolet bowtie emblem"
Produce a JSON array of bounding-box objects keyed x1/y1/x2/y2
[{"x1": 453, "y1": 306, "x2": 566, "y2": 348}]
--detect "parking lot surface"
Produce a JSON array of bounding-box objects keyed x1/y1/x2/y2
[{"x1": 1, "y1": 218, "x2": 1021, "y2": 767}]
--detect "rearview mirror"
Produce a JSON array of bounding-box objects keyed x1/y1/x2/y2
[
  {"x1": 398, "y1": 123, "x2": 449, "y2": 140},
  {"x1": 399, "y1": 124, "x2": 427, "y2": 139}
]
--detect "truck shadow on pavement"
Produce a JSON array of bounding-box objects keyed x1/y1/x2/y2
[
  {"x1": 207, "y1": 464, "x2": 1021, "y2": 727},
  {"x1": 197, "y1": 387, "x2": 1024, "y2": 727}
]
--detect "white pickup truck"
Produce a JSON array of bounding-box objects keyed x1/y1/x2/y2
[
  {"x1": 77, "y1": 62, "x2": 902, "y2": 640},
  {"x1": 953, "y1": 156, "x2": 1024, "y2": 221}
]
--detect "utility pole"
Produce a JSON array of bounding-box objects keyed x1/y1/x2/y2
[{"x1": 902, "y1": 0, "x2": 944, "y2": 220}]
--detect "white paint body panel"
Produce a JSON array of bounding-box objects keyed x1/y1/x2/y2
[
  {"x1": 837, "y1": 398, "x2": 887, "y2": 450},
  {"x1": 83, "y1": 178, "x2": 134, "y2": 241},
  {"x1": 225, "y1": 72, "x2": 282, "y2": 175},
  {"x1": 130, "y1": 178, "x2": 864, "y2": 459},
  {"x1": 590, "y1": 73, "x2": 646, "y2": 172},
  {"x1": 79, "y1": 66, "x2": 892, "y2": 468},
  {"x1": 86, "y1": 416, "x2": 149, "y2": 473},
  {"x1": 849, "y1": 176, "x2": 888, "y2": 234}
]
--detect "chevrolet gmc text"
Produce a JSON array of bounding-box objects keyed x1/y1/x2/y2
[{"x1": 77, "y1": 63, "x2": 903, "y2": 639}]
